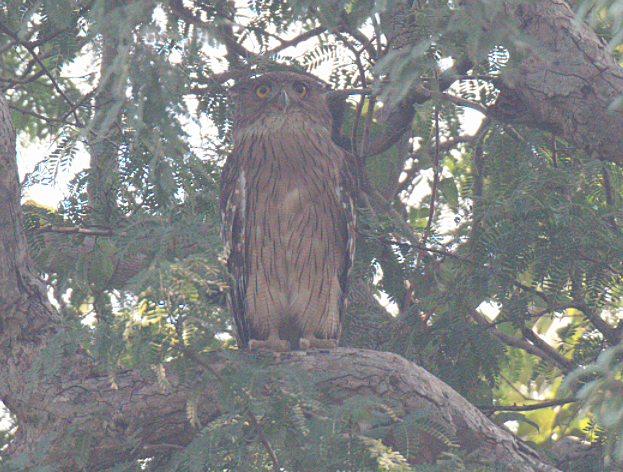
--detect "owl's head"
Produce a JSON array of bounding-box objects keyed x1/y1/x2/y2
[{"x1": 229, "y1": 72, "x2": 333, "y2": 136}]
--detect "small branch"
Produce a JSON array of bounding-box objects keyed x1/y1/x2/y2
[
  {"x1": 267, "y1": 26, "x2": 327, "y2": 56},
  {"x1": 177, "y1": 345, "x2": 223, "y2": 382},
  {"x1": 521, "y1": 328, "x2": 576, "y2": 371},
  {"x1": 498, "y1": 372, "x2": 530, "y2": 400},
  {"x1": 246, "y1": 410, "x2": 281, "y2": 471},
  {"x1": 469, "y1": 141, "x2": 485, "y2": 255},
  {"x1": 193, "y1": 70, "x2": 242, "y2": 89},
  {"x1": 25, "y1": 49, "x2": 81, "y2": 125},
  {"x1": 0, "y1": 22, "x2": 82, "y2": 126},
  {"x1": 468, "y1": 306, "x2": 573, "y2": 373},
  {"x1": 397, "y1": 125, "x2": 490, "y2": 197},
  {"x1": 506, "y1": 279, "x2": 550, "y2": 304},
  {"x1": 363, "y1": 177, "x2": 421, "y2": 247},
  {"x1": 325, "y1": 87, "x2": 372, "y2": 99},
  {"x1": 220, "y1": 29, "x2": 259, "y2": 61},
  {"x1": 574, "y1": 300, "x2": 621, "y2": 345},
  {"x1": 342, "y1": 25, "x2": 378, "y2": 61},
  {"x1": 601, "y1": 165, "x2": 618, "y2": 233},
  {"x1": 476, "y1": 398, "x2": 577, "y2": 413},
  {"x1": 502, "y1": 124, "x2": 527, "y2": 143},
  {"x1": 418, "y1": 69, "x2": 442, "y2": 266},
  {"x1": 364, "y1": 57, "x2": 473, "y2": 159},
  {"x1": 61, "y1": 90, "x2": 95, "y2": 122},
  {"x1": 334, "y1": 31, "x2": 368, "y2": 158},
  {"x1": 8, "y1": 104, "x2": 82, "y2": 128},
  {"x1": 1, "y1": 67, "x2": 47, "y2": 88},
  {"x1": 32, "y1": 225, "x2": 113, "y2": 236},
  {"x1": 439, "y1": 91, "x2": 488, "y2": 115}
]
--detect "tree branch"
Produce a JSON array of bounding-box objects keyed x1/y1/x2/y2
[
  {"x1": 476, "y1": 398, "x2": 577, "y2": 414},
  {"x1": 266, "y1": 26, "x2": 327, "y2": 56},
  {"x1": 470, "y1": 0, "x2": 623, "y2": 165},
  {"x1": 364, "y1": 57, "x2": 473, "y2": 159},
  {"x1": 32, "y1": 224, "x2": 113, "y2": 236},
  {"x1": 468, "y1": 306, "x2": 574, "y2": 373},
  {"x1": 8, "y1": 103, "x2": 82, "y2": 128}
]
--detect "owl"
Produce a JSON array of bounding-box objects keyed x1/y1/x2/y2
[{"x1": 220, "y1": 71, "x2": 356, "y2": 351}]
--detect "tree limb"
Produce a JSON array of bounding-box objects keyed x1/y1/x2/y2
[
  {"x1": 476, "y1": 0, "x2": 623, "y2": 166},
  {"x1": 468, "y1": 306, "x2": 574, "y2": 373},
  {"x1": 476, "y1": 398, "x2": 577, "y2": 414}
]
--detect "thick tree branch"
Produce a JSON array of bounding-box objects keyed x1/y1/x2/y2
[{"x1": 477, "y1": 0, "x2": 623, "y2": 165}]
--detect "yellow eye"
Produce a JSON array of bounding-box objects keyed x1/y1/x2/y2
[
  {"x1": 293, "y1": 82, "x2": 307, "y2": 98},
  {"x1": 256, "y1": 85, "x2": 271, "y2": 98}
]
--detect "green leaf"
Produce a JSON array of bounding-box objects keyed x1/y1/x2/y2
[{"x1": 437, "y1": 176, "x2": 459, "y2": 210}]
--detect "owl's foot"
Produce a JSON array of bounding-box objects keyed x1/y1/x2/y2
[
  {"x1": 249, "y1": 337, "x2": 291, "y2": 352},
  {"x1": 299, "y1": 336, "x2": 337, "y2": 350}
]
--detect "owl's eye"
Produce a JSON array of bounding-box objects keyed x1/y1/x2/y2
[
  {"x1": 293, "y1": 82, "x2": 307, "y2": 98},
  {"x1": 255, "y1": 85, "x2": 271, "y2": 98}
]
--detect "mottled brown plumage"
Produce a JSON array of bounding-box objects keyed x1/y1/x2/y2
[{"x1": 220, "y1": 72, "x2": 356, "y2": 351}]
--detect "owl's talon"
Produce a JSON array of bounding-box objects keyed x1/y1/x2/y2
[
  {"x1": 299, "y1": 337, "x2": 337, "y2": 350},
  {"x1": 249, "y1": 338, "x2": 291, "y2": 352}
]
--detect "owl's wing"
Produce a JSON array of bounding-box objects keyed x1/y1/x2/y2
[
  {"x1": 337, "y1": 155, "x2": 358, "y2": 325},
  {"x1": 220, "y1": 155, "x2": 251, "y2": 348}
]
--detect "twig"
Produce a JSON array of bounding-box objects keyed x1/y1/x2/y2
[
  {"x1": 61, "y1": 90, "x2": 95, "y2": 122},
  {"x1": 325, "y1": 87, "x2": 372, "y2": 99},
  {"x1": 32, "y1": 225, "x2": 113, "y2": 236},
  {"x1": 468, "y1": 306, "x2": 574, "y2": 373},
  {"x1": 601, "y1": 165, "x2": 618, "y2": 233},
  {"x1": 8, "y1": 104, "x2": 82, "y2": 128},
  {"x1": 0, "y1": 22, "x2": 82, "y2": 126},
  {"x1": 396, "y1": 125, "x2": 490, "y2": 197},
  {"x1": 193, "y1": 70, "x2": 242, "y2": 90},
  {"x1": 573, "y1": 300, "x2": 621, "y2": 345},
  {"x1": 476, "y1": 398, "x2": 577, "y2": 413},
  {"x1": 439, "y1": 91, "x2": 488, "y2": 115},
  {"x1": 267, "y1": 26, "x2": 327, "y2": 56},
  {"x1": 363, "y1": 57, "x2": 473, "y2": 159},
  {"x1": 498, "y1": 371, "x2": 530, "y2": 400},
  {"x1": 335, "y1": 31, "x2": 368, "y2": 158},
  {"x1": 175, "y1": 344, "x2": 223, "y2": 382},
  {"x1": 247, "y1": 410, "x2": 281, "y2": 471},
  {"x1": 342, "y1": 25, "x2": 377, "y2": 61},
  {"x1": 26, "y1": 48, "x2": 80, "y2": 124},
  {"x1": 521, "y1": 328, "x2": 576, "y2": 371},
  {"x1": 416, "y1": 69, "x2": 442, "y2": 266}
]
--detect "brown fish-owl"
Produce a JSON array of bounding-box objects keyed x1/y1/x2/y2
[{"x1": 220, "y1": 72, "x2": 356, "y2": 351}]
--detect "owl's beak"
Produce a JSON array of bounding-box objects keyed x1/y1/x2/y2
[{"x1": 277, "y1": 89, "x2": 290, "y2": 111}]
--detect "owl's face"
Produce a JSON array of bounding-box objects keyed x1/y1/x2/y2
[{"x1": 230, "y1": 72, "x2": 332, "y2": 137}]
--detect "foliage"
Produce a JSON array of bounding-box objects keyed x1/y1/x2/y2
[
  {"x1": 3, "y1": 0, "x2": 623, "y2": 469},
  {"x1": 562, "y1": 345, "x2": 623, "y2": 467}
]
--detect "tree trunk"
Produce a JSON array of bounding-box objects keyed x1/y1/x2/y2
[{"x1": 0, "y1": 94, "x2": 559, "y2": 471}]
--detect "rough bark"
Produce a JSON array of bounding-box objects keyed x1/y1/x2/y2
[
  {"x1": 366, "y1": 0, "x2": 623, "y2": 167},
  {"x1": 484, "y1": 0, "x2": 623, "y2": 164},
  {"x1": 0, "y1": 95, "x2": 559, "y2": 471}
]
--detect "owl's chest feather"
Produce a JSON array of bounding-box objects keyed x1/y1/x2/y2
[
  {"x1": 233, "y1": 129, "x2": 347, "y2": 247},
  {"x1": 240, "y1": 129, "x2": 343, "y2": 199}
]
